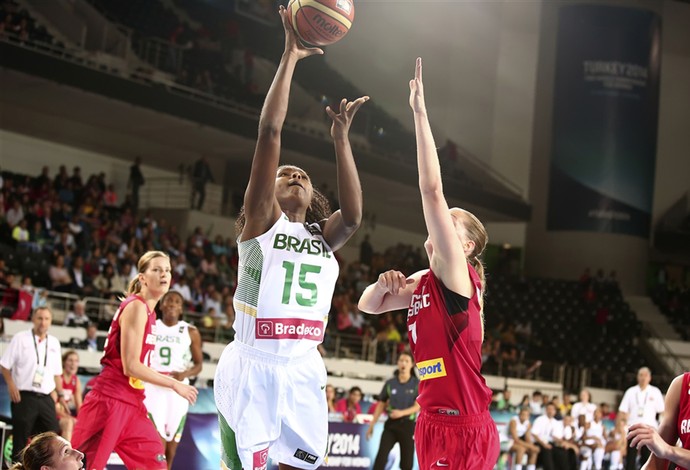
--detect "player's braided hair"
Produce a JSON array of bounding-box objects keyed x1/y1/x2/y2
[{"x1": 234, "y1": 183, "x2": 332, "y2": 238}]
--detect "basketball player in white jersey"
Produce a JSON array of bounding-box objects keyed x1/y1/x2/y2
[
  {"x1": 145, "y1": 290, "x2": 203, "y2": 469},
  {"x1": 213, "y1": 5, "x2": 367, "y2": 470}
]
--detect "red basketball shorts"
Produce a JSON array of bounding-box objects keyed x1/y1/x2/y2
[
  {"x1": 72, "y1": 390, "x2": 166, "y2": 470},
  {"x1": 415, "y1": 409, "x2": 499, "y2": 470}
]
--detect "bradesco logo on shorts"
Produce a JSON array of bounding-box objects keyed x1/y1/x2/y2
[
  {"x1": 255, "y1": 318, "x2": 324, "y2": 341},
  {"x1": 417, "y1": 357, "x2": 447, "y2": 381}
]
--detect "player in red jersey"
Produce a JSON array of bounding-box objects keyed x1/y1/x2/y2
[
  {"x1": 55, "y1": 349, "x2": 82, "y2": 441},
  {"x1": 359, "y1": 58, "x2": 499, "y2": 470},
  {"x1": 71, "y1": 251, "x2": 198, "y2": 470},
  {"x1": 628, "y1": 371, "x2": 690, "y2": 470}
]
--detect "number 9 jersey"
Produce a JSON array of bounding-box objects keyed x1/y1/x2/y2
[{"x1": 232, "y1": 213, "x2": 339, "y2": 357}]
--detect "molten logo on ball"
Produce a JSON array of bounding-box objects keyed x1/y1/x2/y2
[{"x1": 287, "y1": 0, "x2": 355, "y2": 47}]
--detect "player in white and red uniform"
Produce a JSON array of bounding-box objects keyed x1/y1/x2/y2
[
  {"x1": 71, "y1": 252, "x2": 197, "y2": 470},
  {"x1": 213, "y1": 6, "x2": 367, "y2": 470},
  {"x1": 145, "y1": 290, "x2": 203, "y2": 469},
  {"x1": 628, "y1": 371, "x2": 690, "y2": 470},
  {"x1": 359, "y1": 58, "x2": 499, "y2": 470}
]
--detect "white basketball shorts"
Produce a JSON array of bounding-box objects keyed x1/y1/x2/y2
[{"x1": 214, "y1": 341, "x2": 328, "y2": 470}]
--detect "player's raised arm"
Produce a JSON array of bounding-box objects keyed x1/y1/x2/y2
[
  {"x1": 321, "y1": 96, "x2": 368, "y2": 251},
  {"x1": 241, "y1": 6, "x2": 323, "y2": 241},
  {"x1": 409, "y1": 58, "x2": 473, "y2": 298}
]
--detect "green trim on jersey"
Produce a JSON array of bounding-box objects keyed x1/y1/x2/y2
[
  {"x1": 147, "y1": 412, "x2": 159, "y2": 433},
  {"x1": 174, "y1": 413, "x2": 187, "y2": 443},
  {"x1": 219, "y1": 413, "x2": 242, "y2": 470},
  {"x1": 234, "y1": 238, "x2": 263, "y2": 311}
]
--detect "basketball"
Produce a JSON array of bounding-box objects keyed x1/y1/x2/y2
[{"x1": 286, "y1": 0, "x2": 355, "y2": 47}]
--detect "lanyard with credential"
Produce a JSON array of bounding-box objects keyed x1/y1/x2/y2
[{"x1": 32, "y1": 333, "x2": 48, "y2": 367}]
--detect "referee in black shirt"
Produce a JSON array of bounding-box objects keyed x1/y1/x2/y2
[{"x1": 367, "y1": 351, "x2": 420, "y2": 470}]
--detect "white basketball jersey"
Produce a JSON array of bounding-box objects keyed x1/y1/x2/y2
[
  {"x1": 233, "y1": 214, "x2": 339, "y2": 357},
  {"x1": 150, "y1": 319, "x2": 193, "y2": 373},
  {"x1": 510, "y1": 415, "x2": 529, "y2": 438}
]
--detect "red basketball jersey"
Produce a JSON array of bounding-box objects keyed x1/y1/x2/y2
[
  {"x1": 90, "y1": 295, "x2": 157, "y2": 406},
  {"x1": 678, "y1": 372, "x2": 690, "y2": 470},
  {"x1": 407, "y1": 266, "x2": 492, "y2": 415},
  {"x1": 60, "y1": 374, "x2": 78, "y2": 409}
]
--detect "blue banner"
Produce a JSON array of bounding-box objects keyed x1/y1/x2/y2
[{"x1": 547, "y1": 5, "x2": 661, "y2": 237}]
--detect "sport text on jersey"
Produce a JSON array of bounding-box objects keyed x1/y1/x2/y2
[
  {"x1": 255, "y1": 318, "x2": 325, "y2": 341},
  {"x1": 408, "y1": 292, "x2": 430, "y2": 318},
  {"x1": 417, "y1": 358, "x2": 447, "y2": 381},
  {"x1": 682, "y1": 419, "x2": 689, "y2": 435},
  {"x1": 273, "y1": 233, "x2": 332, "y2": 258}
]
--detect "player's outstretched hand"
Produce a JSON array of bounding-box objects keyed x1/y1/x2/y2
[
  {"x1": 173, "y1": 381, "x2": 199, "y2": 405},
  {"x1": 409, "y1": 57, "x2": 427, "y2": 114},
  {"x1": 376, "y1": 270, "x2": 414, "y2": 296},
  {"x1": 279, "y1": 5, "x2": 323, "y2": 60},
  {"x1": 327, "y1": 96, "x2": 369, "y2": 140}
]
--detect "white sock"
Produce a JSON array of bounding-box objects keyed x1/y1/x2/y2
[
  {"x1": 514, "y1": 465, "x2": 523, "y2": 470},
  {"x1": 526, "y1": 465, "x2": 536, "y2": 470}
]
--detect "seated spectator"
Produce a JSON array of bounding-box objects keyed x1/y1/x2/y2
[
  {"x1": 210, "y1": 235, "x2": 227, "y2": 256},
  {"x1": 29, "y1": 219, "x2": 51, "y2": 251},
  {"x1": 92, "y1": 264, "x2": 126, "y2": 296},
  {"x1": 578, "y1": 409, "x2": 606, "y2": 470},
  {"x1": 79, "y1": 323, "x2": 103, "y2": 352},
  {"x1": 550, "y1": 395, "x2": 564, "y2": 420},
  {"x1": 507, "y1": 407, "x2": 540, "y2": 470},
  {"x1": 69, "y1": 255, "x2": 93, "y2": 296},
  {"x1": 604, "y1": 416, "x2": 626, "y2": 470},
  {"x1": 600, "y1": 402, "x2": 616, "y2": 421},
  {"x1": 570, "y1": 389, "x2": 597, "y2": 424},
  {"x1": 494, "y1": 388, "x2": 516, "y2": 413},
  {"x1": 64, "y1": 300, "x2": 90, "y2": 328},
  {"x1": 559, "y1": 393, "x2": 573, "y2": 418},
  {"x1": 49, "y1": 254, "x2": 73, "y2": 292},
  {"x1": 56, "y1": 350, "x2": 83, "y2": 441},
  {"x1": 558, "y1": 415, "x2": 579, "y2": 469},
  {"x1": 103, "y1": 184, "x2": 118, "y2": 208},
  {"x1": 326, "y1": 384, "x2": 337, "y2": 413},
  {"x1": 530, "y1": 390, "x2": 544, "y2": 416},
  {"x1": 11, "y1": 219, "x2": 29, "y2": 246},
  {"x1": 532, "y1": 403, "x2": 569, "y2": 470},
  {"x1": 171, "y1": 275, "x2": 193, "y2": 304},
  {"x1": 335, "y1": 386, "x2": 363, "y2": 423},
  {"x1": 204, "y1": 287, "x2": 223, "y2": 316},
  {"x1": 5, "y1": 198, "x2": 24, "y2": 227}
]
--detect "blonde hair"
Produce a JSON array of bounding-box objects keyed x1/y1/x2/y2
[
  {"x1": 126, "y1": 251, "x2": 170, "y2": 295},
  {"x1": 451, "y1": 208, "x2": 488, "y2": 300}
]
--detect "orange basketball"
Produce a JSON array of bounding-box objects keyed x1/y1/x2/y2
[{"x1": 286, "y1": 0, "x2": 355, "y2": 47}]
